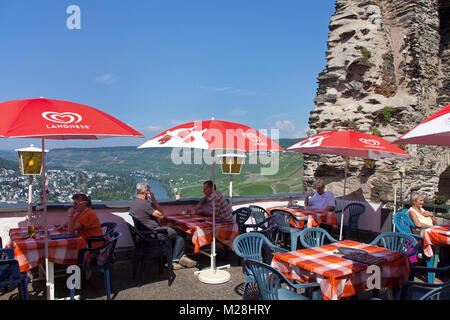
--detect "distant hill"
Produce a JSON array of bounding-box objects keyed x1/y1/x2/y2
[
  {"x1": 0, "y1": 157, "x2": 18, "y2": 170},
  {"x1": 278, "y1": 138, "x2": 303, "y2": 150},
  {"x1": 0, "y1": 141, "x2": 305, "y2": 198},
  {"x1": 0, "y1": 150, "x2": 17, "y2": 162}
]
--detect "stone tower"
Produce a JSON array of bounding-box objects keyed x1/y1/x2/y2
[{"x1": 304, "y1": 0, "x2": 450, "y2": 206}]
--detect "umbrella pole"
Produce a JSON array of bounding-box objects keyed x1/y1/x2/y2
[
  {"x1": 339, "y1": 157, "x2": 349, "y2": 241},
  {"x1": 41, "y1": 138, "x2": 52, "y2": 300},
  {"x1": 229, "y1": 174, "x2": 233, "y2": 206},
  {"x1": 211, "y1": 150, "x2": 216, "y2": 272},
  {"x1": 197, "y1": 149, "x2": 231, "y2": 284},
  {"x1": 28, "y1": 176, "x2": 33, "y2": 223}
]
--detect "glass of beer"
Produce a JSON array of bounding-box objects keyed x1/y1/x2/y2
[
  {"x1": 27, "y1": 225, "x2": 35, "y2": 238},
  {"x1": 186, "y1": 209, "x2": 194, "y2": 217}
]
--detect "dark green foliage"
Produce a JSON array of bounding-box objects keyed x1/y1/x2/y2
[{"x1": 380, "y1": 106, "x2": 395, "y2": 122}]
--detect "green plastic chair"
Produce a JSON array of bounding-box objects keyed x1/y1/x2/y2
[
  {"x1": 270, "y1": 209, "x2": 307, "y2": 249},
  {"x1": 0, "y1": 248, "x2": 30, "y2": 300},
  {"x1": 249, "y1": 205, "x2": 270, "y2": 225},
  {"x1": 293, "y1": 227, "x2": 338, "y2": 250},
  {"x1": 398, "y1": 265, "x2": 450, "y2": 300},
  {"x1": 245, "y1": 259, "x2": 321, "y2": 300},
  {"x1": 419, "y1": 281, "x2": 450, "y2": 300},
  {"x1": 233, "y1": 232, "x2": 288, "y2": 300},
  {"x1": 369, "y1": 232, "x2": 418, "y2": 257},
  {"x1": 70, "y1": 231, "x2": 122, "y2": 300}
]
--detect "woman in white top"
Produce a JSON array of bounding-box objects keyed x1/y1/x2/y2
[{"x1": 407, "y1": 191, "x2": 437, "y2": 235}]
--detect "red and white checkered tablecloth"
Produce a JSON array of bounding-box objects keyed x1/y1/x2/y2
[
  {"x1": 164, "y1": 214, "x2": 239, "y2": 253},
  {"x1": 271, "y1": 240, "x2": 410, "y2": 300},
  {"x1": 266, "y1": 206, "x2": 338, "y2": 229},
  {"x1": 8, "y1": 226, "x2": 88, "y2": 273},
  {"x1": 423, "y1": 224, "x2": 450, "y2": 258}
]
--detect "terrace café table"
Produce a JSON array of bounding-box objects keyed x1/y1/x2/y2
[
  {"x1": 271, "y1": 240, "x2": 410, "y2": 300},
  {"x1": 422, "y1": 224, "x2": 450, "y2": 283},
  {"x1": 423, "y1": 224, "x2": 450, "y2": 258},
  {"x1": 265, "y1": 206, "x2": 338, "y2": 229},
  {"x1": 8, "y1": 226, "x2": 87, "y2": 300},
  {"x1": 163, "y1": 213, "x2": 239, "y2": 254}
]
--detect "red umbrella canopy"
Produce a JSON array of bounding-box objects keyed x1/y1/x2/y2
[
  {"x1": 392, "y1": 104, "x2": 450, "y2": 146},
  {"x1": 288, "y1": 130, "x2": 409, "y2": 159},
  {"x1": 138, "y1": 119, "x2": 285, "y2": 152},
  {"x1": 0, "y1": 98, "x2": 143, "y2": 139}
]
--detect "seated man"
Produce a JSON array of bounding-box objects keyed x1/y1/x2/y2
[
  {"x1": 194, "y1": 180, "x2": 233, "y2": 222},
  {"x1": 304, "y1": 178, "x2": 336, "y2": 211},
  {"x1": 130, "y1": 182, "x2": 197, "y2": 270}
]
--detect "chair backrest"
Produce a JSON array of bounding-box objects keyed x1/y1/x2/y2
[
  {"x1": 256, "y1": 214, "x2": 280, "y2": 242},
  {"x1": 0, "y1": 248, "x2": 21, "y2": 284},
  {"x1": 394, "y1": 209, "x2": 415, "y2": 234},
  {"x1": 126, "y1": 222, "x2": 168, "y2": 250},
  {"x1": 344, "y1": 203, "x2": 366, "y2": 228},
  {"x1": 334, "y1": 199, "x2": 342, "y2": 213},
  {"x1": 101, "y1": 222, "x2": 118, "y2": 237},
  {"x1": 370, "y1": 232, "x2": 418, "y2": 257},
  {"x1": 270, "y1": 209, "x2": 296, "y2": 233},
  {"x1": 299, "y1": 227, "x2": 336, "y2": 249},
  {"x1": 245, "y1": 259, "x2": 284, "y2": 300},
  {"x1": 249, "y1": 205, "x2": 269, "y2": 225},
  {"x1": 419, "y1": 282, "x2": 450, "y2": 300},
  {"x1": 131, "y1": 216, "x2": 147, "y2": 231},
  {"x1": 0, "y1": 248, "x2": 14, "y2": 261},
  {"x1": 233, "y1": 207, "x2": 252, "y2": 234},
  {"x1": 126, "y1": 222, "x2": 138, "y2": 247},
  {"x1": 233, "y1": 232, "x2": 270, "y2": 262},
  {"x1": 96, "y1": 231, "x2": 121, "y2": 267}
]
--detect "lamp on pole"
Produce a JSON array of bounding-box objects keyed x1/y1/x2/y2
[
  {"x1": 216, "y1": 153, "x2": 246, "y2": 206},
  {"x1": 15, "y1": 144, "x2": 49, "y2": 229}
]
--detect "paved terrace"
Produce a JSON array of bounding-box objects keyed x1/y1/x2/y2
[{"x1": 0, "y1": 196, "x2": 449, "y2": 300}]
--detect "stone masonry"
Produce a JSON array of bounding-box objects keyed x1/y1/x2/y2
[{"x1": 304, "y1": 0, "x2": 450, "y2": 206}]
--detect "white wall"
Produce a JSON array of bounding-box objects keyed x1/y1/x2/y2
[{"x1": 1, "y1": 199, "x2": 385, "y2": 249}]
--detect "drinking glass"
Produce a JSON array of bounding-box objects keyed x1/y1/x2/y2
[{"x1": 27, "y1": 225, "x2": 35, "y2": 238}]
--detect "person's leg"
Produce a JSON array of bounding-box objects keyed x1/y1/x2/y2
[
  {"x1": 166, "y1": 227, "x2": 186, "y2": 261},
  {"x1": 164, "y1": 227, "x2": 197, "y2": 268}
]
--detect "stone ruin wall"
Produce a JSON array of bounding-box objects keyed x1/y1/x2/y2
[{"x1": 303, "y1": 0, "x2": 450, "y2": 207}]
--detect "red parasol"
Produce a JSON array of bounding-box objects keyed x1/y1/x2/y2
[
  {"x1": 392, "y1": 104, "x2": 450, "y2": 146},
  {"x1": 288, "y1": 130, "x2": 410, "y2": 159},
  {"x1": 0, "y1": 98, "x2": 143, "y2": 139},
  {"x1": 138, "y1": 119, "x2": 284, "y2": 284},
  {"x1": 137, "y1": 119, "x2": 285, "y2": 152},
  {"x1": 0, "y1": 98, "x2": 143, "y2": 299},
  {"x1": 288, "y1": 130, "x2": 409, "y2": 240}
]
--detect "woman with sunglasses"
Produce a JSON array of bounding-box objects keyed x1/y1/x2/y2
[{"x1": 60, "y1": 193, "x2": 103, "y2": 247}]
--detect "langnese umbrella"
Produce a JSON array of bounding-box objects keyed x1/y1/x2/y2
[
  {"x1": 392, "y1": 104, "x2": 450, "y2": 146},
  {"x1": 138, "y1": 118, "x2": 285, "y2": 284},
  {"x1": 137, "y1": 119, "x2": 285, "y2": 152},
  {"x1": 288, "y1": 130, "x2": 410, "y2": 240},
  {"x1": 0, "y1": 98, "x2": 143, "y2": 300}
]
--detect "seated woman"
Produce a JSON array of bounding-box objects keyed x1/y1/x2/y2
[
  {"x1": 60, "y1": 193, "x2": 103, "y2": 247},
  {"x1": 407, "y1": 191, "x2": 437, "y2": 236}
]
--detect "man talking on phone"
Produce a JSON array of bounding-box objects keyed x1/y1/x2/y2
[{"x1": 129, "y1": 182, "x2": 197, "y2": 270}]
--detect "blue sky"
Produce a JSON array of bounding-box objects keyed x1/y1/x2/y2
[{"x1": 0, "y1": 0, "x2": 335, "y2": 150}]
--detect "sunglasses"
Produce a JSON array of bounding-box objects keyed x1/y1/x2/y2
[{"x1": 73, "y1": 201, "x2": 87, "y2": 206}]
